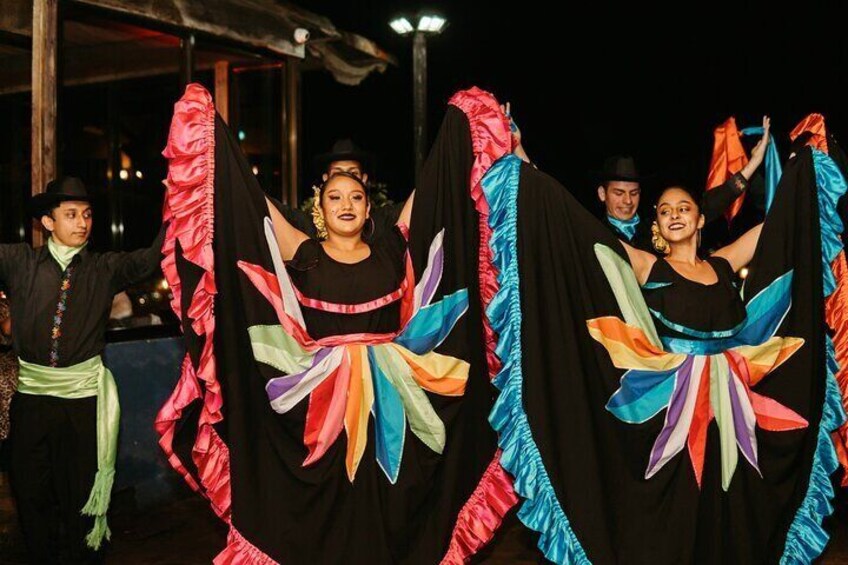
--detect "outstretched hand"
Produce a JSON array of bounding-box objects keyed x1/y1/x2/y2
[
  {"x1": 500, "y1": 102, "x2": 521, "y2": 145},
  {"x1": 749, "y1": 116, "x2": 771, "y2": 167},
  {"x1": 501, "y1": 102, "x2": 532, "y2": 164},
  {"x1": 740, "y1": 116, "x2": 770, "y2": 180}
]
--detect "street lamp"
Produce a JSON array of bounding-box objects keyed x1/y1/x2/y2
[{"x1": 389, "y1": 13, "x2": 447, "y2": 185}]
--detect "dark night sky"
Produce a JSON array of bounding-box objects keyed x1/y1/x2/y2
[{"x1": 300, "y1": 2, "x2": 847, "y2": 212}]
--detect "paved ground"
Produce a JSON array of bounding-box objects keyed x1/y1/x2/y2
[{"x1": 3, "y1": 472, "x2": 848, "y2": 564}]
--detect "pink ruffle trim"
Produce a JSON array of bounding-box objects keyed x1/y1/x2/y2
[
  {"x1": 439, "y1": 88, "x2": 518, "y2": 562},
  {"x1": 156, "y1": 83, "x2": 275, "y2": 563}
]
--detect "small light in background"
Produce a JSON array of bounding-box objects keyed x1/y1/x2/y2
[
  {"x1": 389, "y1": 17, "x2": 414, "y2": 35},
  {"x1": 293, "y1": 28, "x2": 310, "y2": 44},
  {"x1": 252, "y1": 165, "x2": 259, "y2": 175},
  {"x1": 238, "y1": 130, "x2": 246, "y2": 141},
  {"x1": 139, "y1": 297, "x2": 147, "y2": 305},
  {"x1": 158, "y1": 278, "x2": 170, "y2": 291},
  {"x1": 417, "y1": 14, "x2": 446, "y2": 33},
  {"x1": 135, "y1": 170, "x2": 143, "y2": 180},
  {"x1": 119, "y1": 169, "x2": 129, "y2": 181}
]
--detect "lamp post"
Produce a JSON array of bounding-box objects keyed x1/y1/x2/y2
[{"x1": 389, "y1": 13, "x2": 447, "y2": 186}]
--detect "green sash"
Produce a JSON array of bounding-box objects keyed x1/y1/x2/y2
[{"x1": 18, "y1": 356, "x2": 120, "y2": 549}]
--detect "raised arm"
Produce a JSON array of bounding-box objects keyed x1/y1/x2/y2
[
  {"x1": 702, "y1": 117, "x2": 771, "y2": 222},
  {"x1": 266, "y1": 196, "x2": 317, "y2": 237},
  {"x1": 738, "y1": 116, "x2": 770, "y2": 182},
  {"x1": 107, "y1": 223, "x2": 167, "y2": 292},
  {"x1": 396, "y1": 190, "x2": 415, "y2": 229},
  {"x1": 621, "y1": 239, "x2": 657, "y2": 286},
  {"x1": 712, "y1": 223, "x2": 763, "y2": 273},
  {"x1": 266, "y1": 197, "x2": 309, "y2": 261}
]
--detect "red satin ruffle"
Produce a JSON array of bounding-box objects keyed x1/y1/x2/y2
[
  {"x1": 440, "y1": 451, "x2": 519, "y2": 564},
  {"x1": 213, "y1": 526, "x2": 276, "y2": 565},
  {"x1": 155, "y1": 84, "x2": 246, "y2": 556}
]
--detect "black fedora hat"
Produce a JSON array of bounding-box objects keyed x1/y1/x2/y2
[
  {"x1": 29, "y1": 177, "x2": 93, "y2": 219},
  {"x1": 597, "y1": 155, "x2": 642, "y2": 183},
  {"x1": 313, "y1": 139, "x2": 373, "y2": 174}
]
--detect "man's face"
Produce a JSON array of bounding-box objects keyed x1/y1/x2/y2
[
  {"x1": 41, "y1": 201, "x2": 92, "y2": 247},
  {"x1": 598, "y1": 181, "x2": 640, "y2": 221},
  {"x1": 323, "y1": 160, "x2": 368, "y2": 183}
]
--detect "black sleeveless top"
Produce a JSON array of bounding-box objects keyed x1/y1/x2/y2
[
  {"x1": 642, "y1": 256, "x2": 747, "y2": 340},
  {"x1": 285, "y1": 228, "x2": 407, "y2": 340}
]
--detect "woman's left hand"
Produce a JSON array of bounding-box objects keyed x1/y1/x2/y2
[
  {"x1": 740, "y1": 116, "x2": 770, "y2": 180},
  {"x1": 749, "y1": 116, "x2": 771, "y2": 167},
  {"x1": 501, "y1": 102, "x2": 521, "y2": 145},
  {"x1": 502, "y1": 102, "x2": 532, "y2": 164}
]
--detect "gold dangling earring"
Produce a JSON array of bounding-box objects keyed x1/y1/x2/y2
[
  {"x1": 697, "y1": 228, "x2": 702, "y2": 249},
  {"x1": 651, "y1": 221, "x2": 669, "y2": 255},
  {"x1": 311, "y1": 185, "x2": 328, "y2": 240}
]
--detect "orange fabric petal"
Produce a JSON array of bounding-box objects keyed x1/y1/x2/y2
[
  {"x1": 344, "y1": 346, "x2": 372, "y2": 481},
  {"x1": 587, "y1": 317, "x2": 666, "y2": 356},
  {"x1": 732, "y1": 337, "x2": 804, "y2": 386},
  {"x1": 587, "y1": 317, "x2": 685, "y2": 371},
  {"x1": 391, "y1": 345, "x2": 468, "y2": 396}
]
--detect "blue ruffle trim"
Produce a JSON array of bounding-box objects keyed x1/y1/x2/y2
[
  {"x1": 780, "y1": 148, "x2": 848, "y2": 564},
  {"x1": 483, "y1": 154, "x2": 590, "y2": 564}
]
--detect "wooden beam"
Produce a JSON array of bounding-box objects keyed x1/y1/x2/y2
[
  {"x1": 214, "y1": 60, "x2": 229, "y2": 123},
  {"x1": 31, "y1": 0, "x2": 59, "y2": 247},
  {"x1": 0, "y1": 30, "x2": 32, "y2": 50},
  {"x1": 0, "y1": 44, "x2": 229, "y2": 96}
]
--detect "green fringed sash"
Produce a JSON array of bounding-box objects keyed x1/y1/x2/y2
[{"x1": 17, "y1": 355, "x2": 120, "y2": 549}]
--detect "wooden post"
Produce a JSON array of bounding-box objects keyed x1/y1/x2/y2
[
  {"x1": 31, "y1": 0, "x2": 59, "y2": 247},
  {"x1": 284, "y1": 59, "x2": 301, "y2": 208},
  {"x1": 214, "y1": 61, "x2": 229, "y2": 123}
]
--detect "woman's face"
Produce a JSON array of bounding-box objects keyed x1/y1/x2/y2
[
  {"x1": 656, "y1": 187, "x2": 704, "y2": 244},
  {"x1": 320, "y1": 176, "x2": 370, "y2": 238}
]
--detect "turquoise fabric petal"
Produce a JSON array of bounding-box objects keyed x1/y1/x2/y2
[
  {"x1": 394, "y1": 289, "x2": 468, "y2": 354},
  {"x1": 367, "y1": 347, "x2": 406, "y2": 484},
  {"x1": 606, "y1": 366, "x2": 680, "y2": 424}
]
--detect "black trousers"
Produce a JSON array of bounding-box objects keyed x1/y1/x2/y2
[{"x1": 8, "y1": 392, "x2": 101, "y2": 564}]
